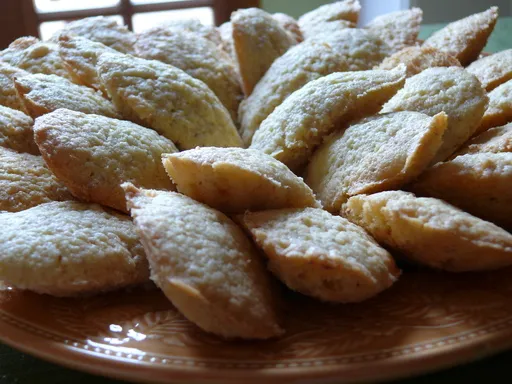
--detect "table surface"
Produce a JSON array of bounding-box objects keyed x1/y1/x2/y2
[{"x1": 2, "y1": 17, "x2": 512, "y2": 384}]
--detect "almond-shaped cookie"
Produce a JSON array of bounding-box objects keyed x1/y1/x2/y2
[
  {"x1": 97, "y1": 52, "x2": 242, "y2": 149},
  {"x1": 218, "y1": 21, "x2": 235, "y2": 60},
  {"x1": 466, "y1": 49, "x2": 512, "y2": 91},
  {"x1": 365, "y1": 8, "x2": 422, "y2": 53},
  {"x1": 455, "y1": 123, "x2": 511, "y2": 156},
  {"x1": 239, "y1": 208, "x2": 399, "y2": 303},
  {"x1": 298, "y1": 0, "x2": 360, "y2": 39},
  {"x1": 307, "y1": 111, "x2": 447, "y2": 212},
  {"x1": 162, "y1": 147, "x2": 318, "y2": 213},
  {"x1": 0, "y1": 147, "x2": 74, "y2": 212},
  {"x1": 239, "y1": 40, "x2": 348, "y2": 145},
  {"x1": 34, "y1": 109, "x2": 177, "y2": 213},
  {"x1": 342, "y1": 191, "x2": 512, "y2": 272},
  {"x1": 232, "y1": 8, "x2": 295, "y2": 96},
  {"x1": 51, "y1": 16, "x2": 136, "y2": 54},
  {"x1": 250, "y1": 65, "x2": 406, "y2": 172},
  {"x1": 476, "y1": 79, "x2": 512, "y2": 135},
  {"x1": 57, "y1": 34, "x2": 117, "y2": 94},
  {"x1": 0, "y1": 105, "x2": 38, "y2": 155},
  {"x1": 0, "y1": 61, "x2": 30, "y2": 113},
  {"x1": 0, "y1": 36, "x2": 79, "y2": 83},
  {"x1": 377, "y1": 46, "x2": 461, "y2": 77},
  {"x1": 156, "y1": 19, "x2": 222, "y2": 46},
  {"x1": 0, "y1": 201, "x2": 149, "y2": 296},
  {"x1": 422, "y1": 7, "x2": 498, "y2": 66},
  {"x1": 381, "y1": 66, "x2": 488, "y2": 163},
  {"x1": 410, "y1": 153, "x2": 512, "y2": 230},
  {"x1": 135, "y1": 28, "x2": 242, "y2": 123},
  {"x1": 123, "y1": 184, "x2": 283, "y2": 339},
  {"x1": 14, "y1": 74, "x2": 120, "y2": 119},
  {"x1": 272, "y1": 13, "x2": 303, "y2": 43}
]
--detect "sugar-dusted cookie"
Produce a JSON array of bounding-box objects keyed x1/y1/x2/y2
[
  {"x1": 218, "y1": 21, "x2": 235, "y2": 60},
  {"x1": 34, "y1": 109, "x2": 177, "y2": 213},
  {"x1": 123, "y1": 184, "x2": 283, "y2": 339},
  {"x1": 307, "y1": 112, "x2": 447, "y2": 212},
  {"x1": 156, "y1": 19, "x2": 222, "y2": 46},
  {"x1": 466, "y1": 49, "x2": 512, "y2": 91},
  {"x1": 240, "y1": 208, "x2": 399, "y2": 303},
  {"x1": 381, "y1": 67, "x2": 488, "y2": 163},
  {"x1": 0, "y1": 61, "x2": 30, "y2": 112},
  {"x1": 272, "y1": 13, "x2": 303, "y2": 43},
  {"x1": 14, "y1": 74, "x2": 119, "y2": 118},
  {"x1": 232, "y1": 8, "x2": 295, "y2": 95},
  {"x1": 423, "y1": 7, "x2": 498, "y2": 66},
  {"x1": 0, "y1": 105, "x2": 38, "y2": 155},
  {"x1": 250, "y1": 65, "x2": 406, "y2": 172},
  {"x1": 162, "y1": 147, "x2": 318, "y2": 213},
  {"x1": 98, "y1": 52, "x2": 242, "y2": 149},
  {"x1": 342, "y1": 191, "x2": 512, "y2": 272},
  {"x1": 476, "y1": 79, "x2": 512, "y2": 135},
  {"x1": 0, "y1": 147, "x2": 74, "y2": 212},
  {"x1": 455, "y1": 123, "x2": 511, "y2": 156},
  {"x1": 377, "y1": 46, "x2": 461, "y2": 77},
  {"x1": 0, "y1": 201, "x2": 149, "y2": 296}
]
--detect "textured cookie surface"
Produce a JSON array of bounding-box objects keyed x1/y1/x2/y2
[
  {"x1": 377, "y1": 46, "x2": 461, "y2": 77},
  {"x1": 156, "y1": 19, "x2": 222, "y2": 46},
  {"x1": 298, "y1": 0, "x2": 360, "y2": 39},
  {"x1": 381, "y1": 66, "x2": 488, "y2": 163},
  {"x1": 240, "y1": 208, "x2": 399, "y2": 303},
  {"x1": 250, "y1": 66, "x2": 406, "y2": 172},
  {"x1": 239, "y1": 40, "x2": 348, "y2": 145},
  {"x1": 124, "y1": 185, "x2": 283, "y2": 339},
  {"x1": 0, "y1": 201, "x2": 149, "y2": 296},
  {"x1": 307, "y1": 112, "x2": 447, "y2": 212},
  {"x1": 0, "y1": 147, "x2": 74, "y2": 212},
  {"x1": 14, "y1": 74, "x2": 119, "y2": 119},
  {"x1": 0, "y1": 62, "x2": 30, "y2": 112},
  {"x1": 272, "y1": 13, "x2": 303, "y2": 43},
  {"x1": 58, "y1": 34, "x2": 117, "y2": 93},
  {"x1": 410, "y1": 153, "x2": 512, "y2": 230},
  {"x1": 466, "y1": 49, "x2": 512, "y2": 91},
  {"x1": 365, "y1": 8, "x2": 422, "y2": 52},
  {"x1": 422, "y1": 7, "x2": 498, "y2": 66},
  {"x1": 162, "y1": 147, "x2": 318, "y2": 213},
  {"x1": 455, "y1": 123, "x2": 512, "y2": 156},
  {"x1": 51, "y1": 16, "x2": 135, "y2": 54},
  {"x1": 98, "y1": 53, "x2": 241, "y2": 149},
  {"x1": 0, "y1": 37, "x2": 79, "y2": 83},
  {"x1": 218, "y1": 22, "x2": 235, "y2": 60},
  {"x1": 0, "y1": 105, "x2": 38, "y2": 155},
  {"x1": 342, "y1": 191, "x2": 512, "y2": 272},
  {"x1": 476, "y1": 79, "x2": 512, "y2": 135},
  {"x1": 34, "y1": 109, "x2": 177, "y2": 213},
  {"x1": 233, "y1": 8, "x2": 295, "y2": 96},
  {"x1": 135, "y1": 28, "x2": 242, "y2": 123}
]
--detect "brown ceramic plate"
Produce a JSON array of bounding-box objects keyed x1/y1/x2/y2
[{"x1": 1, "y1": 268, "x2": 512, "y2": 384}]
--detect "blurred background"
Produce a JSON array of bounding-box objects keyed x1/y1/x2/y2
[{"x1": 0, "y1": 0, "x2": 510, "y2": 50}]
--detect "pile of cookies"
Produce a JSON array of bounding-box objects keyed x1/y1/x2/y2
[{"x1": 0, "y1": 1, "x2": 511, "y2": 339}]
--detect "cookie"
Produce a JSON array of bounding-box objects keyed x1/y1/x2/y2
[
  {"x1": 466, "y1": 49, "x2": 512, "y2": 91},
  {"x1": 298, "y1": 0, "x2": 360, "y2": 40},
  {"x1": 249, "y1": 65, "x2": 406, "y2": 172},
  {"x1": 381, "y1": 66, "x2": 488, "y2": 163},
  {"x1": 240, "y1": 208, "x2": 399, "y2": 303},
  {"x1": 0, "y1": 61, "x2": 30, "y2": 112},
  {"x1": 0, "y1": 105, "x2": 38, "y2": 155},
  {"x1": 239, "y1": 40, "x2": 348, "y2": 145},
  {"x1": 51, "y1": 16, "x2": 135, "y2": 54},
  {"x1": 377, "y1": 46, "x2": 461, "y2": 77},
  {"x1": 162, "y1": 147, "x2": 319, "y2": 213},
  {"x1": 57, "y1": 33, "x2": 117, "y2": 94},
  {"x1": 0, "y1": 147, "x2": 74, "y2": 212},
  {"x1": 34, "y1": 109, "x2": 177, "y2": 213},
  {"x1": 342, "y1": 191, "x2": 512, "y2": 272},
  {"x1": 135, "y1": 28, "x2": 242, "y2": 123},
  {"x1": 365, "y1": 8, "x2": 422, "y2": 53},
  {"x1": 14, "y1": 74, "x2": 120, "y2": 119},
  {"x1": 272, "y1": 13, "x2": 303, "y2": 43},
  {"x1": 0, "y1": 36, "x2": 79, "y2": 83},
  {"x1": 307, "y1": 111, "x2": 447, "y2": 212},
  {"x1": 475, "y1": 79, "x2": 512, "y2": 135},
  {"x1": 218, "y1": 21, "x2": 235, "y2": 60},
  {"x1": 410, "y1": 153, "x2": 512, "y2": 230},
  {"x1": 423, "y1": 7, "x2": 498, "y2": 66},
  {"x1": 123, "y1": 184, "x2": 283, "y2": 339},
  {"x1": 0, "y1": 201, "x2": 149, "y2": 296},
  {"x1": 97, "y1": 52, "x2": 242, "y2": 149},
  {"x1": 232, "y1": 8, "x2": 295, "y2": 96},
  {"x1": 455, "y1": 123, "x2": 511, "y2": 156},
  {"x1": 156, "y1": 19, "x2": 223, "y2": 46}
]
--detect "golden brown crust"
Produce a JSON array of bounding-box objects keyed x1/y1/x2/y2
[
  {"x1": 475, "y1": 79, "x2": 512, "y2": 135},
  {"x1": 0, "y1": 105, "x2": 38, "y2": 155},
  {"x1": 455, "y1": 123, "x2": 511, "y2": 156}
]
